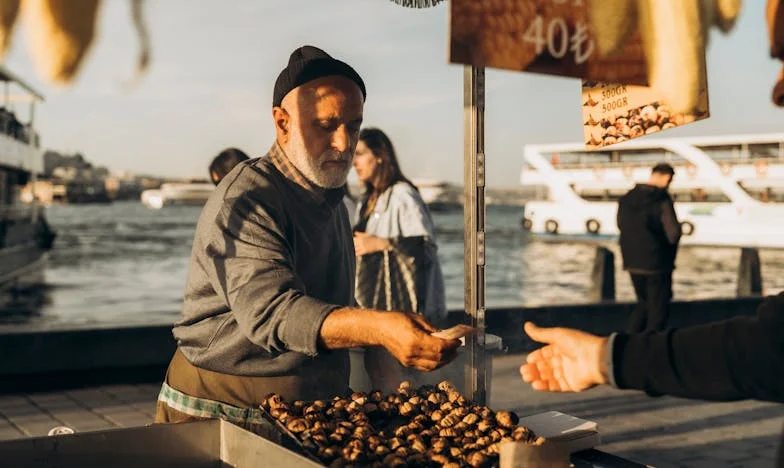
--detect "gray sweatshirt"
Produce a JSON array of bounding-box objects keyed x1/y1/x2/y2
[{"x1": 173, "y1": 144, "x2": 355, "y2": 378}]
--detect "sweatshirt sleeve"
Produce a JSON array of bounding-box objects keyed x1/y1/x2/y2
[
  {"x1": 612, "y1": 293, "x2": 784, "y2": 403},
  {"x1": 203, "y1": 194, "x2": 339, "y2": 357},
  {"x1": 660, "y1": 199, "x2": 682, "y2": 245}
]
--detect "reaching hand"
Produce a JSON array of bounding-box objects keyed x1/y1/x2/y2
[
  {"x1": 380, "y1": 312, "x2": 461, "y2": 372},
  {"x1": 519, "y1": 322, "x2": 609, "y2": 392},
  {"x1": 353, "y1": 232, "x2": 390, "y2": 256}
]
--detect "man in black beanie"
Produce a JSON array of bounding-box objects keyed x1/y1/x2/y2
[{"x1": 155, "y1": 45, "x2": 460, "y2": 435}]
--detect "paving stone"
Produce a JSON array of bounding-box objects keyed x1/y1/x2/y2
[
  {"x1": 49, "y1": 410, "x2": 108, "y2": 427},
  {"x1": 90, "y1": 403, "x2": 146, "y2": 415},
  {"x1": 0, "y1": 403, "x2": 41, "y2": 418}
]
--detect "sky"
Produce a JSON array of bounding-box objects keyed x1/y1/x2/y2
[{"x1": 2, "y1": 0, "x2": 783, "y2": 186}]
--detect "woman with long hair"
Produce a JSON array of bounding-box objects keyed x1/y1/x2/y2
[{"x1": 352, "y1": 127, "x2": 446, "y2": 392}]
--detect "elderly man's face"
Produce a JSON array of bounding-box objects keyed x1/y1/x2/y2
[{"x1": 275, "y1": 76, "x2": 364, "y2": 188}]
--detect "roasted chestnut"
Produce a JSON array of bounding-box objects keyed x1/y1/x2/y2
[
  {"x1": 438, "y1": 380, "x2": 457, "y2": 393},
  {"x1": 393, "y1": 425, "x2": 412, "y2": 438},
  {"x1": 467, "y1": 451, "x2": 490, "y2": 468},
  {"x1": 410, "y1": 436, "x2": 427, "y2": 453},
  {"x1": 439, "y1": 427, "x2": 458, "y2": 438},
  {"x1": 317, "y1": 446, "x2": 339, "y2": 461},
  {"x1": 401, "y1": 401, "x2": 420, "y2": 417},
  {"x1": 374, "y1": 445, "x2": 390, "y2": 456},
  {"x1": 388, "y1": 437, "x2": 404, "y2": 450},
  {"x1": 286, "y1": 418, "x2": 309, "y2": 433},
  {"x1": 477, "y1": 419, "x2": 494, "y2": 433},
  {"x1": 430, "y1": 437, "x2": 448, "y2": 454},
  {"x1": 511, "y1": 426, "x2": 536, "y2": 442},
  {"x1": 495, "y1": 411, "x2": 519, "y2": 428},
  {"x1": 439, "y1": 413, "x2": 460, "y2": 428}
]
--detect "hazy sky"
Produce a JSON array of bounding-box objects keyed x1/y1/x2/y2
[{"x1": 3, "y1": 1, "x2": 782, "y2": 186}]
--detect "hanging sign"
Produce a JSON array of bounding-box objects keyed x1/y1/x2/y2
[
  {"x1": 449, "y1": 0, "x2": 648, "y2": 85},
  {"x1": 581, "y1": 63, "x2": 710, "y2": 150}
]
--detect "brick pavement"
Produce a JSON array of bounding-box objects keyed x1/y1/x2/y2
[{"x1": 0, "y1": 354, "x2": 781, "y2": 467}]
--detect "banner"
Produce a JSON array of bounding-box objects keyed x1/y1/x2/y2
[{"x1": 449, "y1": 0, "x2": 648, "y2": 85}]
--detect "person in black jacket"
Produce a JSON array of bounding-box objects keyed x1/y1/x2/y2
[
  {"x1": 519, "y1": 292, "x2": 784, "y2": 465},
  {"x1": 208, "y1": 147, "x2": 250, "y2": 185},
  {"x1": 617, "y1": 163, "x2": 681, "y2": 333}
]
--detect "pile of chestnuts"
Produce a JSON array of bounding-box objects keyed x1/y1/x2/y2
[{"x1": 261, "y1": 380, "x2": 544, "y2": 467}]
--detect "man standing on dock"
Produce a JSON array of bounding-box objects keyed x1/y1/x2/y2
[{"x1": 617, "y1": 163, "x2": 681, "y2": 333}]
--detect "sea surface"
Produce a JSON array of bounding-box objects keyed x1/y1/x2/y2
[{"x1": 2, "y1": 201, "x2": 784, "y2": 330}]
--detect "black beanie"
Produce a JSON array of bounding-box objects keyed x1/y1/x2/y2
[{"x1": 272, "y1": 45, "x2": 366, "y2": 107}]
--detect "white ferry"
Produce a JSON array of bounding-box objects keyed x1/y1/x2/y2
[
  {"x1": 520, "y1": 133, "x2": 784, "y2": 248},
  {"x1": 140, "y1": 181, "x2": 214, "y2": 209},
  {"x1": 0, "y1": 67, "x2": 56, "y2": 290}
]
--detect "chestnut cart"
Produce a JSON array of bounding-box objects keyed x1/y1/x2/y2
[{"x1": 0, "y1": 418, "x2": 647, "y2": 468}]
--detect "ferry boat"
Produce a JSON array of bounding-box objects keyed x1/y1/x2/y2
[
  {"x1": 0, "y1": 67, "x2": 56, "y2": 290},
  {"x1": 411, "y1": 178, "x2": 462, "y2": 211},
  {"x1": 140, "y1": 180, "x2": 214, "y2": 209},
  {"x1": 520, "y1": 133, "x2": 784, "y2": 248}
]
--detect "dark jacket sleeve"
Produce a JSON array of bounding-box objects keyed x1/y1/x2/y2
[
  {"x1": 612, "y1": 293, "x2": 784, "y2": 402},
  {"x1": 660, "y1": 198, "x2": 681, "y2": 245}
]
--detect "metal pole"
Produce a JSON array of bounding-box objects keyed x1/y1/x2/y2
[{"x1": 463, "y1": 65, "x2": 487, "y2": 405}]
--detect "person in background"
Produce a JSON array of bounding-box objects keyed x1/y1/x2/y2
[
  {"x1": 519, "y1": 289, "x2": 784, "y2": 465},
  {"x1": 155, "y1": 45, "x2": 459, "y2": 435},
  {"x1": 617, "y1": 162, "x2": 681, "y2": 333},
  {"x1": 352, "y1": 127, "x2": 447, "y2": 392},
  {"x1": 208, "y1": 147, "x2": 250, "y2": 185}
]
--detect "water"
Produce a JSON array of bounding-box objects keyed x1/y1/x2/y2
[{"x1": 2, "y1": 201, "x2": 784, "y2": 330}]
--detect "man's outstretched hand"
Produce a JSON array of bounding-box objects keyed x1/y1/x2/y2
[{"x1": 519, "y1": 322, "x2": 610, "y2": 392}]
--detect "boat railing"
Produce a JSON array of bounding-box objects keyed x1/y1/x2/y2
[{"x1": 537, "y1": 154, "x2": 784, "y2": 171}]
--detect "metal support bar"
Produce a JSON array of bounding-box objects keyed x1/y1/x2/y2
[{"x1": 463, "y1": 65, "x2": 487, "y2": 405}]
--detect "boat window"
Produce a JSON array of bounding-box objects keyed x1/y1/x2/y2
[
  {"x1": 521, "y1": 184, "x2": 550, "y2": 202},
  {"x1": 696, "y1": 144, "x2": 741, "y2": 161},
  {"x1": 670, "y1": 188, "x2": 731, "y2": 203},
  {"x1": 0, "y1": 170, "x2": 7, "y2": 205},
  {"x1": 574, "y1": 188, "x2": 624, "y2": 202},
  {"x1": 749, "y1": 143, "x2": 780, "y2": 159}
]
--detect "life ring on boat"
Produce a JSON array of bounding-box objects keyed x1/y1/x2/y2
[
  {"x1": 622, "y1": 166, "x2": 633, "y2": 178},
  {"x1": 680, "y1": 220, "x2": 695, "y2": 236},
  {"x1": 755, "y1": 160, "x2": 768, "y2": 176},
  {"x1": 544, "y1": 219, "x2": 559, "y2": 234},
  {"x1": 585, "y1": 219, "x2": 601, "y2": 235},
  {"x1": 521, "y1": 217, "x2": 533, "y2": 230},
  {"x1": 593, "y1": 166, "x2": 605, "y2": 180},
  {"x1": 720, "y1": 163, "x2": 731, "y2": 176},
  {"x1": 686, "y1": 164, "x2": 698, "y2": 179}
]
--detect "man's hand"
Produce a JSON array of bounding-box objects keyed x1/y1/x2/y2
[
  {"x1": 353, "y1": 232, "x2": 390, "y2": 256},
  {"x1": 519, "y1": 322, "x2": 609, "y2": 392},
  {"x1": 379, "y1": 312, "x2": 461, "y2": 372}
]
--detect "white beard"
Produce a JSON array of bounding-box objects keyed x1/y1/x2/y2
[{"x1": 285, "y1": 130, "x2": 352, "y2": 189}]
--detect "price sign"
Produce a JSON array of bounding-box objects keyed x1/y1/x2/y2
[
  {"x1": 581, "y1": 64, "x2": 710, "y2": 150},
  {"x1": 449, "y1": 0, "x2": 648, "y2": 85}
]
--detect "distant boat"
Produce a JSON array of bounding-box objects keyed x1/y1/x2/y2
[
  {"x1": 141, "y1": 181, "x2": 214, "y2": 209},
  {"x1": 0, "y1": 66, "x2": 56, "y2": 291},
  {"x1": 411, "y1": 178, "x2": 461, "y2": 211},
  {"x1": 520, "y1": 133, "x2": 784, "y2": 249}
]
